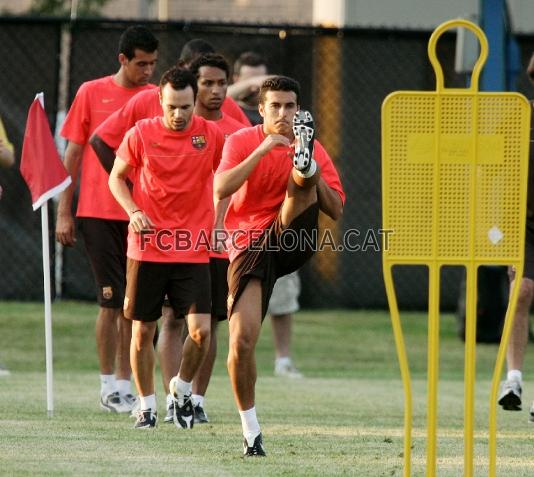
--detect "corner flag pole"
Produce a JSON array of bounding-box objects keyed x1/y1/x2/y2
[
  {"x1": 41, "y1": 200, "x2": 54, "y2": 417},
  {"x1": 21, "y1": 92, "x2": 72, "y2": 417},
  {"x1": 36, "y1": 93, "x2": 54, "y2": 417}
]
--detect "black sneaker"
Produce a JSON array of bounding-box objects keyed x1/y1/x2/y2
[
  {"x1": 292, "y1": 110, "x2": 315, "y2": 173},
  {"x1": 173, "y1": 394, "x2": 194, "y2": 429},
  {"x1": 193, "y1": 404, "x2": 209, "y2": 424},
  {"x1": 243, "y1": 433, "x2": 266, "y2": 457},
  {"x1": 133, "y1": 409, "x2": 157, "y2": 429},
  {"x1": 164, "y1": 402, "x2": 174, "y2": 423}
]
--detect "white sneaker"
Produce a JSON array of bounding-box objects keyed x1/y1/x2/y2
[
  {"x1": 121, "y1": 393, "x2": 140, "y2": 417},
  {"x1": 274, "y1": 359, "x2": 303, "y2": 379},
  {"x1": 498, "y1": 379, "x2": 522, "y2": 411},
  {"x1": 100, "y1": 391, "x2": 132, "y2": 413}
]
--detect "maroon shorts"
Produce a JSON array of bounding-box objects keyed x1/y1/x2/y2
[
  {"x1": 79, "y1": 217, "x2": 128, "y2": 308},
  {"x1": 162, "y1": 257, "x2": 228, "y2": 320},
  {"x1": 124, "y1": 260, "x2": 211, "y2": 322},
  {"x1": 227, "y1": 203, "x2": 319, "y2": 320}
]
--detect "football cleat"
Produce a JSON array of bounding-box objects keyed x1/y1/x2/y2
[
  {"x1": 243, "y1": 433, "x2": 266, "y2": 457},
  {"x1": 498, "y1": 379, "x2": 522, "y2": 411},
  {"x1": 193, "y1": 404, "x2": 209, "y2": 424},
  {"x1": 292, "y1": 110, "x2": 315, "y2": 173},
  {"x1": 133, "y1": 409, "x2": 157, "y2": 429},
  {"x1": 274, "y1": 359, "x2": 303, "y2": 379},
  {"x1": 170, "y1": 376, "x2": 194, "y2": 429},
  {"x1": 100, "y1": 391, "x2": 132, "y2": 413},
  {"x1": 164, "y1": 402, "x2": 174, "y2": 423},
  {"x1": 172, "y1": 394, "x2": 194, "y2": 429}
]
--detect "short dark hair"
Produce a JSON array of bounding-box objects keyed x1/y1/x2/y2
[
  {"x1": 259, "y1": 76, "x2": 300, "y2": 105},
  {"x1": 118, "y1": 25, "x2": 158, "y2": 60},
  {"x1": 234, "y1": 51, "x2": 267, "y2": 77},
  {"x1": 159, "y1": 67, "x2": 198, "y2": 101},
  {"x1": 189, "y1": 53, "x2": 230, "y2": 80},
  {"x1": 179, "y1": 39, "x2": 215, "y2": 65}
]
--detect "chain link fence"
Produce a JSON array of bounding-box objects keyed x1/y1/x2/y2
[{"x1": 2, "y1": 18, "x2": 533, "y2": 310}]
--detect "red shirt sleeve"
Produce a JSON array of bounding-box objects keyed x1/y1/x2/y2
[
  {"x1": 115, "y1": 126, "x2": 143, "y2": 169},
  {"x1": 61, "y1": 82, "x2": 91, "y2": 145},
  {"x1": 94, "y1": 89, "x2": 155, "y2": 150},
  {"x1": 314, "y1": 141, "x2": 346, "y2": 205},
  {"x1": 221, "y1": 97, "x2": 252, "y2": 127}
]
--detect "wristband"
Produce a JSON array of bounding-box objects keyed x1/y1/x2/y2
[{"x1": 129, "y1": 209, "x2": 142, "y2": 217}]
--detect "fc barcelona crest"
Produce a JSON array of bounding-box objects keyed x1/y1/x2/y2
[{"x1": 191, "y1": 135, "x2": 207, "y2": 149}]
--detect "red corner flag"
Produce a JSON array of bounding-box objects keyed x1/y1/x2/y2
[{"x1": 20, "y1": 93, "x2": 71, "y2": 210}]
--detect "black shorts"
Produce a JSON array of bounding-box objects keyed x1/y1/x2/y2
[
  {"x1": 509, "y1": 221, "x2": 534, "y2": 281},
  {"x1": 79, "y1": 217, "x2": 128, "y2": 308},
  {"x1": 211, "y1": 257, "x2": 229, "y2": 320},
  {"x1": 124, "y1": 260, "x2": 211, "y2": 322},
  {"x1": 227, "y1": 203, "x2": 319, "y2": 320}
]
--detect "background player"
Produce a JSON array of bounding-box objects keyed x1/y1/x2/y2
[{"x1": 55, "y1": 25, "x2": 158, "y2": 413}]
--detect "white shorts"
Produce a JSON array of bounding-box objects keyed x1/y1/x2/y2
[{"x1": 267, "y1": 271, "x2": 301, "y2": 315}]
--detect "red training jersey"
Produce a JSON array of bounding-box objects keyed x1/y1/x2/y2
[
  {"x1": 216, "y1": 125, "x2": 345, "y2": 262},
  {"x1": 61, "y1": 75, "x2": 156, "y2": 220},
  {"x1": 210, "y1": 113, "x2": 247, "y2": 259},
  {"x1": 116, "y1": 115, "x2": 225, "y2": 263},
  {"x1": 94, "y1": 88, "x2": 160, "y2": 151}
]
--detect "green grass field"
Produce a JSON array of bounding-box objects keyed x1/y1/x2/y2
[{"x1": 1, "y1": 301, "x2": 534, "y2": 476}]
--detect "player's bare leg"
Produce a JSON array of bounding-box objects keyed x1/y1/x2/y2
[
  {"x1": 499, "y1": 277, "x2": 534, "y2": 411},
  {"x1": 191, "y1": 316, "x2": 219, "y2": 423},
  {"x1": 169, "y1": 313, "x2": 211, "y2": 429}
]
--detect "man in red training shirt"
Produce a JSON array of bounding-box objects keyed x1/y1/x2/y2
[
  {"x1": 214, "y1": 76, "x2": 345, "y2": 456},
  {"x1": 55, "y1": 25, "x2": 158, "y2": 413},
  {"x1": 109, "y1": 67, "x2": 225, "y2": 429}
]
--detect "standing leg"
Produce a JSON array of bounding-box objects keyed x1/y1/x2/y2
[
  {"x1": 228, "y1": 279, "x2": 265, "y2": 456},
  {"x1": 499, "y1": 277, "x2": 534, "y2": 411},
  {"x1": 170, "y1": 313, "x2": 211, "y2": 429},
  {"x1": 131, "y1": 320, "x2": 158, "y2": 428},
  {"x1": 192, "y1": 316, "x2": 219, "y2": 423},
  {"x1": 96, "y1": 306, "x2": 130, "y2": 413},
  {"x1": 116, "y1": 312, "x2": 136, "y2": 407}
]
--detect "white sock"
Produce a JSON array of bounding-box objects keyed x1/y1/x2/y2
[
  {"x1": 507, "y1": 369, "x2": 522, "y2": 383},
  {"x1": 139, "y1": 394, "x2": 156, "y2": 411},
  {"x1": 166, "y1": 393, "x2": 173, "y2": 407},
  {"x1": 100, "y1": 374, "x2": 117, "y2": 397},
  {"x1": 295, "y1": 159, "x2": 317, "y2": 178},
  {"x1": 239, "y1": 407, "x2": 261, "y2": 446},
  {"x1": 116, "y1": 379, "x2": 131, "y2": 396},
  {"x1": 173, "y1": 376, "x2": 192, "y2": 405},
  {"x1": 192, "y1": 394, "x2": 204, "y2": 407}
]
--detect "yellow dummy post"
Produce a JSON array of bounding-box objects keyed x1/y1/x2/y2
[{"x1": 381, "y1": 19, "x2": 529, "y2": 477}]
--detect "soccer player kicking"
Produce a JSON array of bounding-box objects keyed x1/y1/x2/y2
[
  {"x1": 214, "y1": 76, "x2": 345, "y2": 455},
  {"x1": 55, "y1": 26, "x2": 158, "y2": 413},
  {"x1": 109, "y1": 67, "x2": 225, "y2": 429}
]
